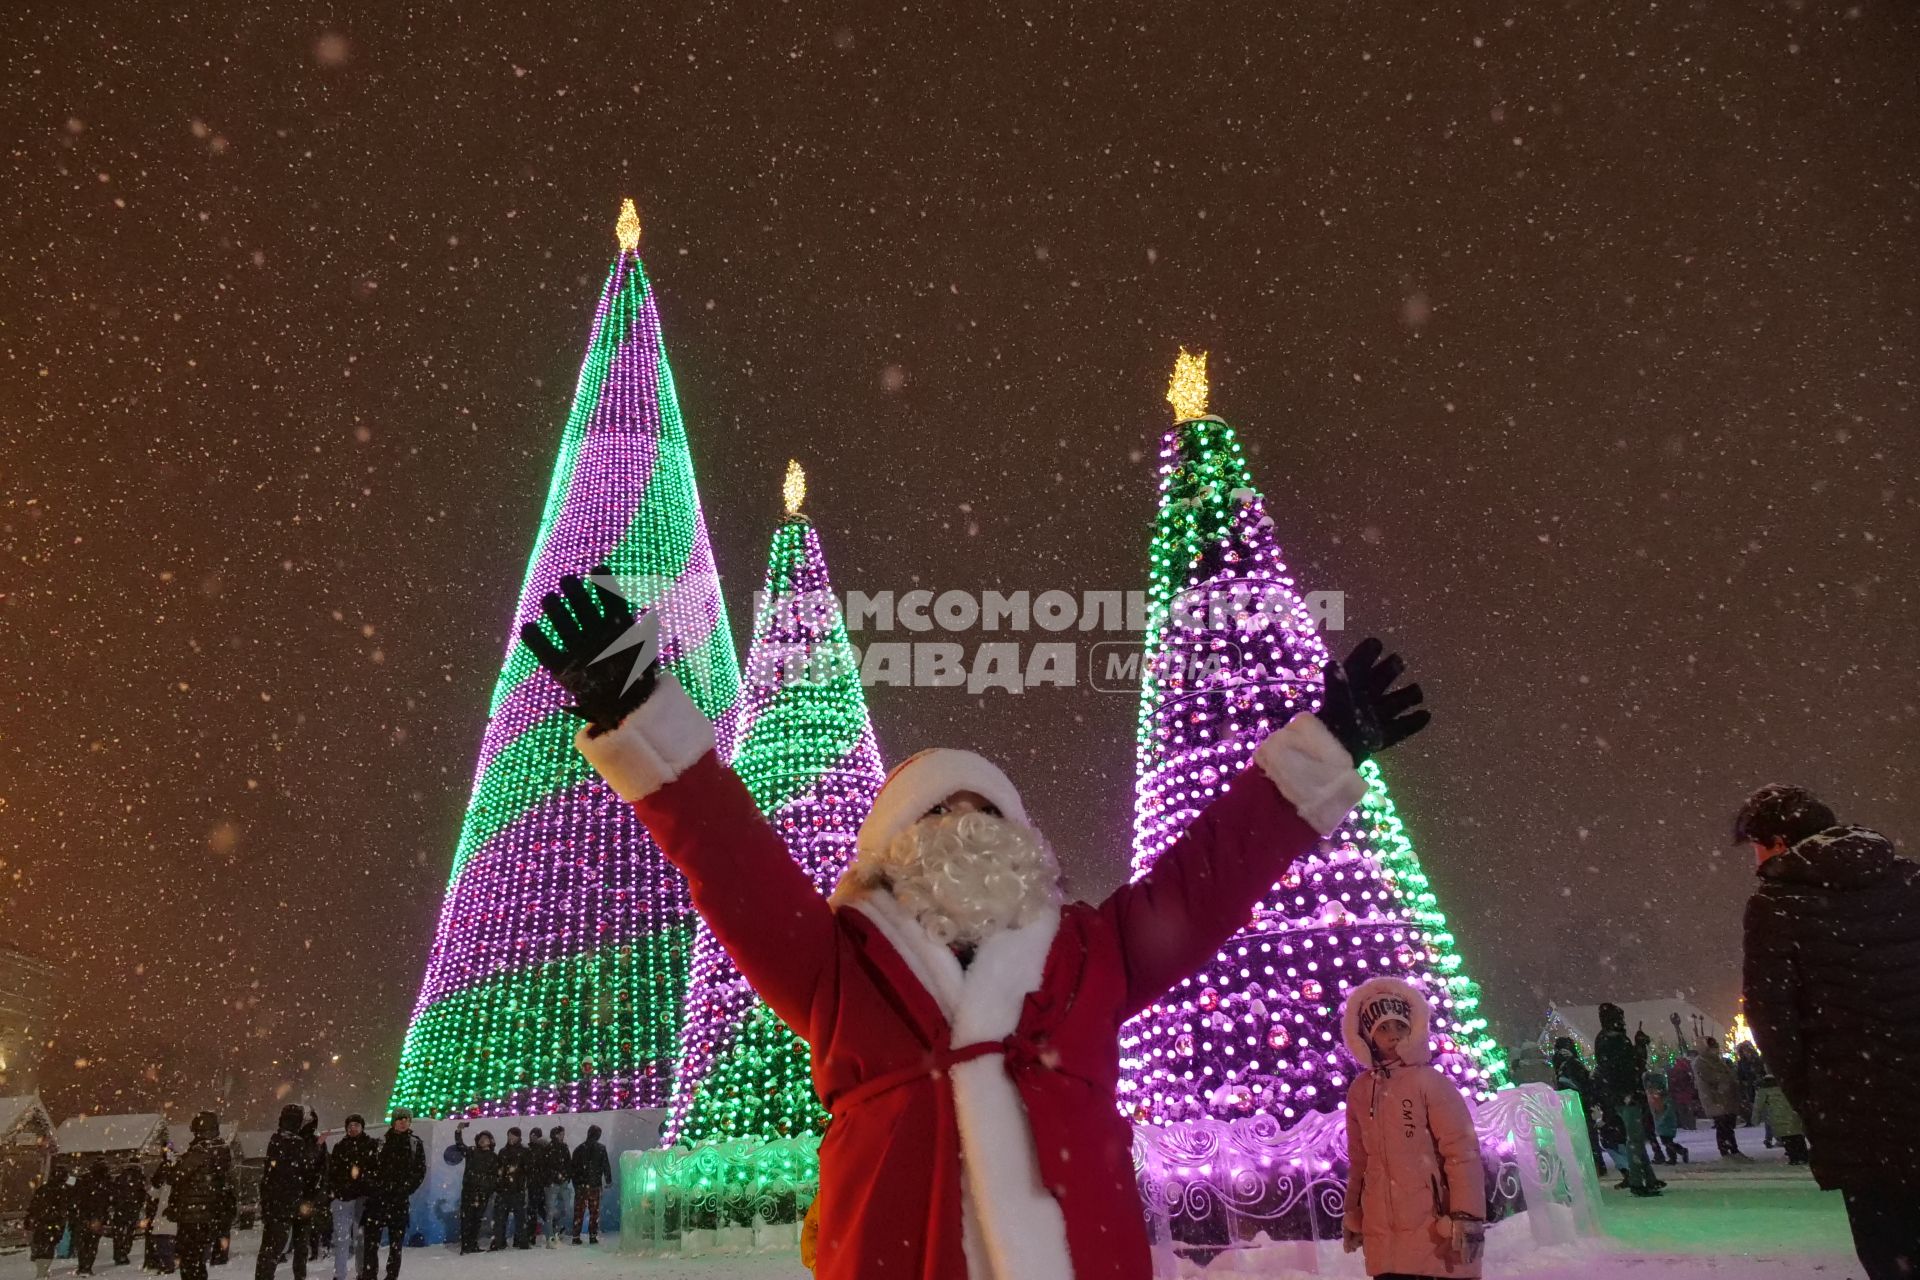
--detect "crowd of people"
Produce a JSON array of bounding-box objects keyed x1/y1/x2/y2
[
  {"x1": 22, "y1": 1108, "x2": 430, "y2": 1280},
  {"x1": 444, "y1": 1120, "x2": 614, "y2": 1253},
  {"x1": 17, "y1": 1108, "x2": 620, "y2": 1280},
  {"x1": 26, "y1": 1112, "x2": 240, "y2": 1280},
  {"x1": 1545, "y1": 1016, "x2": 1807, "y2": 1199}
]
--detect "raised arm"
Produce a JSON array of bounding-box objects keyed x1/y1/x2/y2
[
  {"x1": 1101, "y1": 636, "x2": 1426, "y2": 1016},
  {"x1": 575, "y1": 675, "x2": 838, "y2": 1032},
  {"x1": 1100, "y1": 712, "x2": 1365, "y2": 1017},
  {"x1": 521, "y1": 568, "x2": 840, "y2": 1034}
]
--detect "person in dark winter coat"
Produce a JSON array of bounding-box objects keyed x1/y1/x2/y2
[
  {"x1": 567, "y1": 1125, "x2": 613, "y2": 1244},
  {"x1": 537, "y1": 1127, "x2": 572, "y2": 1250},
  {"x1": 1736, "y1": 784, "x2": 1920, "y2": 1280},
  {"x1": 299, "y1": 1111, "x2": 328, "y2": 1265},
  {"x1": 1734, "y1": 1040, "x2": 1764, "y2": 1124},
  {"x1": 1593, "y1": 1003, "x2": 1659, "y2": 1196},
  {"x1": 326, "y1": 1117, "x2": 378, "y2": 1280},
  {"x1": 169, "y1": 1113, "x2": 233, "y2": 1280},
  {"x1": 71, "y1": 1159, "x2": 116, "y2": 1276},
  {"x1": 28, "y1": 1175, "x2": 69, "y2": 1280},
  {"x1": 523, "y1": 1129, "x2": 548, "y2": 1244},
  {"x1": 257, "y1": 1104, "x2": 317, "y2": 1280},
  {"x1": 449, "y1": 1126, "x2": 497, "y2": 1255},
  {"x1": 489, "y1": 1128, "x2": 531, "y2": 1250},
  {"x1": 203, "y1": 1120, "x2": 240, "y2": 1270},
  {"x1": 1550, "y1": 1037, "x2": 1608, "y2": 1177},
  {"x1": 365, "y1": 1111, "x2": 425, "y2": 1280},
  {"x1": 112, "y1": 1162, "x2": 149, "y2": 1265}
]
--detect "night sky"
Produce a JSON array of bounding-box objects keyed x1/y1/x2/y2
[{"x1": 4, "y1": 3, "x2": 1915, "y2": 1122}]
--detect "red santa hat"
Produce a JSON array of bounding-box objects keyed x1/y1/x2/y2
[{"x1": 854, "y1": 748, "x2": 1030, "y2": 860}]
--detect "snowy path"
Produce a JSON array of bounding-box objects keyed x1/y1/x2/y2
[{"x1": 1, "y1": 1127, "x2": 1860, "y2": 1279}]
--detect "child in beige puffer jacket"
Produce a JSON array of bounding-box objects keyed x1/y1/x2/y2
[{"x1": 1341, "y1": 976, "x2": 1488, "y2": 1278}]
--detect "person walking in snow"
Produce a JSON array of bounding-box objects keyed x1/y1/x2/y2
[
  {"x1": 325, "y1": 1116, "x2": 378, "y2": 1280},
  {"x1": 1692, "y1": 1038, "x2": 1744, "y2": 1159},
  {"x1": 525, "y1": 566, "x2": 1429, "y2": 1279},
  {"x1": 111, "y1": 1162, "x2": 148, "y2": 1266},
  {"x1": 1645, "y1": 1084, "x2": 1686, "y2": 1165},
  {"x1": 257, "y1": 1104, "x2": 318, "y2": 1280},
  {"x1": 449, "y1": 1125, "x2": 497, "y2": 1255},
  {"x1": 70, "y1": 1158, "x2": 115, "y2": 1276},
  {"x1": 1735, "y1": 784, "x2": 1920, "y2": 1279},
  {"x1": 565, "y1": 1125, "x2": 611, "y2": 1245},
  {"x1": 1751, "y1": 1074, "x2": 1809, "y2": 1166},
  {"x1": 1594, "y1": 1003, "x2": 1660, "y2": 1196},
  {"x1": 28, "y1": 1174, "x2": 69, "y2": 1280},
  {"x1": 365, "y1": 1110, "x2": 425, "y2": 1280},
  {"x1": 1339, "y1": 978, "x2": 1487, "y2": 1278}
]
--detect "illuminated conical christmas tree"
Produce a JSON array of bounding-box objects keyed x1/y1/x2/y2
[
  {"x1": 1118, "y1": 352, "x2": 1507, "y2": 1126},
  {"x1": 391, "y1": 200, "x2": 744, "y2": 1117},
  {"x1": 665, "y1": 461, "x2": 886, "y2": 1144}
]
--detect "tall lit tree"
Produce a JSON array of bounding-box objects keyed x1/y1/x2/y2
[
  {"x1": 664, "y1": 462, "x2": 886, "y2": 1144},
  {"x1": 391, "y1": 200, "x2": 743, "y2": 1117},
  {"x1": 1118, "y1": 351, "x2": 1507, "y2": 1126}
]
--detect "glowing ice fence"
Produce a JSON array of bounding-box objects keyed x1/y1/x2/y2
[
  {"x1": 618, "y1": 1135, "x2": 820, "y2": 1257},
  {"x1": 1134, "y1": 1082, "x2": 1603, "y2": 1273},
  {"x1": 616, "y1": 1085, "x2": 1600, "y2": 1262}
]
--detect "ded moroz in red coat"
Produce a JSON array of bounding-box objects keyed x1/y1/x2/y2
[{"x1": 577, "y1": 676, "x2": 1368, "y2": 1280}]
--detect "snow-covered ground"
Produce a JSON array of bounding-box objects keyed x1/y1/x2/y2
[{"x1": 1, "y1": 1125, "x2": 1859, "y2": 1279}]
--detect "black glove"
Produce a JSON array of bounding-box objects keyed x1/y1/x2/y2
[
  {"x1": 519, "y1": 565, "x2": 660, "y2": 734},
  {"x1": 1315, "y1": 636, "x2": 1429, "y2": 765}
]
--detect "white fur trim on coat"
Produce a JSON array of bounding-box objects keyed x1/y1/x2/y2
[
  {"x1": 854, "y1": 748, "x2": 1030, "y2": 860},
  {"x1": 572, "y1": 674, "x2": 716, "y2": 802},
  {"x1": 852, "y1": 892, "x2": 1074, "y2": 1280},
  {"x1": 1252, "y1": 713, "x2": 1369, "y2": 838},
  {"x1": 1342, "y1": 975, "x2": 1433, "y2": 1068}
]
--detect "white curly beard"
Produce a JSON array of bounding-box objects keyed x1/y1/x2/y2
[{"x1": 849, "y1": 812, "x2": 1062, "y2": 948}]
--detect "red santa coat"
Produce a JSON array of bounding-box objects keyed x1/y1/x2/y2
[{"x1": 578, "y1": 677, "x2": 1367, "y2": 1280}]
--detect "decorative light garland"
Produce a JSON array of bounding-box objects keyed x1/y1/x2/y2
[
  {"x1": 664, "y1": 465, "x2": 885, "y2": 1145},
  {"x1": 1118, "y1": 356, "x2": 1508, "y2": 1126},
  {"x1": 390, "y1": 201, "x2": 744, "y2": 1118}
]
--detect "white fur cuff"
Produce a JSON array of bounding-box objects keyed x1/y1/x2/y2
[
  {"x1": 1253, "y1": 714, "x2": 1369, "y2": 837},
  {"x1": 572, "y1": 674, "x2": 716, "y2": 802}
]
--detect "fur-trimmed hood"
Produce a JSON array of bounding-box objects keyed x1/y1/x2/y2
[
  {"x1": 854, "y1": 747, "x2": 1029, "y2": 860},
  {"x1": 1343, "y1": 976, "x2": 1432, "y2": 1068}
]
